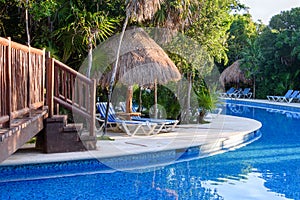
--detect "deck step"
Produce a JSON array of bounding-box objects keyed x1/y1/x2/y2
[
  {"x1": 63, "y1": 123, "x2": 83, "y2": 132},
  {"x1": 40, "y1": 115, "x2": 96, "y2": 153}
]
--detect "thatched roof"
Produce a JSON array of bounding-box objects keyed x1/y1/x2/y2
[
  {"x1": 219, "y1": 60, "x2": 251, "y2": 87},
  {"x1": 95, "y1": 27, "x2": 181, "y2": 87}
]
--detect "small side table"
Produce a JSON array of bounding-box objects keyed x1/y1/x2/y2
[{"x1": 116, "y1": 112, "x2": 141, "y2": 120}]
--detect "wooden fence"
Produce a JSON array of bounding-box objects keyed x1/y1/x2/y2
[
  {"x1": 0, "y1": 37, "x2": 95, "y2": 137},
  {"x1": 46, "y1": 57, "x2": 96, "y2": 137},
  {"x1": 0, "y1": 37, "x2": 45, "y2": 128}
]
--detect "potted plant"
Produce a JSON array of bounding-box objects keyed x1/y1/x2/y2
[{"x1": 194, "y1": 86, "x2": 220, "y2": 124}]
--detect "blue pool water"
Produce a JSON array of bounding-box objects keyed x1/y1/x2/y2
[{"x1": 1, "y1": 101, "x2": 300, "y2": 200}]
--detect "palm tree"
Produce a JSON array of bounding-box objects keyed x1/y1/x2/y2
[
  {"x1": 103, "y1": 0, "x2": 162, "y2": 134},
  {"x1": 54, "y1": 1, "x2": 116, "y2": 71},
  {"x1": 240, "y1": 39, "x2": 264, "y2": 98},
  {"x1": 65, "y1": 8, "x2": 116, "y2": 77},
  {"x1": 104, "y1": 0, "x2": 202, "y2": 130}
]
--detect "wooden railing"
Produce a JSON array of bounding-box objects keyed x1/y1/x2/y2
[
  {"x1": 46, "y1": 56, "x2": 96, "y2": 137},
  {"x1": 0, "y1": 36, "x2": 96, "y2": 137},
  {"x1": 0, "y1": 37, "x2": 45, "y2": 128}
]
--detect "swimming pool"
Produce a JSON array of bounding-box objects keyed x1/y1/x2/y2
[{"x1": 0, "y1": 101, "x2": 299, "y2": 200}]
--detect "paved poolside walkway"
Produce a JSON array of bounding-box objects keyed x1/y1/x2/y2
[{"x1": 0, "y1": 113, "x2": 262, "y2": 166}]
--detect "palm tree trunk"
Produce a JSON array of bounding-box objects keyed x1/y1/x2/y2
[
  {"x1": 103, "y1": 14, "x2": 129, "y2": 136},
  {"x1": 25, "y1": 0, "x2": 30, "y2": 46},
  {"x1": 182, "y1": 73, "x2": 192, "y2": 123},
  {"x1": 86, "y1": 35, "x2": 93, "y2": 78},
  {"x1": 186, "y1": 73, "x2": 192, "y2": 121}
]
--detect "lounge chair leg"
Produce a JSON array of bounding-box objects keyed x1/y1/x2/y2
[
  {"x1": 120, "y1": 123, "x2": 132, "y2": 136},
  {"x1": 131, "y1": 124, "x2": 144, "y2": 136},
  {"x1": 153, "y1": 122, "x2": 165, "y2": 134}
]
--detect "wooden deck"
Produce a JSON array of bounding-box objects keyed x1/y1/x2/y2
[
  {"x1": 0, "y1": 37, "x2": 96, "y2": 163},
  {"x1": 0, "y1": 108, "x2": 48, "y2": 162}
]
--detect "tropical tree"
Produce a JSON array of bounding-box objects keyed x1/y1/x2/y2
[
  {"x1": 102, "y1": 0, "x2": 162, "y2": 134},
  {"x1": 0, "y1": 0, "x2": 59, "y2": 46},
  {"x1": 55, "y1": 1, "x2": 117, "y2": 74},
  {"x1": 240, "y1": 38, "x2": 264, "y2": 98},
  {"x1": 159, "y1": 0, "x2": 240, "y2": 122},
  {"x1": 165, "y1": 34, "x2": 215, "y2": 122},
  {"x1": 255, "y1": 7, "x2": 300, "y2": 97},
  {"x1": 226, "y1": 13, "x2": 259, "y2": 67}
]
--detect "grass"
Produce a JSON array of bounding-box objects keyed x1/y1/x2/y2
[{"x1": 97, "y1": 135, "x2": 115, "y2": 141}]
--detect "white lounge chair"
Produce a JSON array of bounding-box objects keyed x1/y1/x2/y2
[
  {"x1": 96, "y1": 102, "x2": 157, "y2": 136},
  {"x1": 278, "y1": 90, "x2": 299, "y2": 103},
  {"x1": 120, "y1": 102, "x2": 179, "y2": 133},
  {"x1": 267, "y1": 89, "x2": 293, "y2": 102},
  {"x1": 219, "y1": 87, "x2": 236, "y2": 98}
]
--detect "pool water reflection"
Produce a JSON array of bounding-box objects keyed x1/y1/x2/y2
[{"x1": 0, "y1": 102, "x2": 300, "y2": 199}]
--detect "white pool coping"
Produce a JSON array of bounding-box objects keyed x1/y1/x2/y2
[
  {"x1": 0, "y1": 113, "x2": 262, "y2": 166},
  {"x1": 226, "y1": 98, "x2": 300, "y2": 108}
]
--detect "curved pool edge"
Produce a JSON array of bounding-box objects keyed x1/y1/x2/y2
[
  {"x1": 225, "y1": 98, "x2": 300, "y2": 112},
  {"x1": 0, "y1": 114, "x2": 262, "y2": 170}
]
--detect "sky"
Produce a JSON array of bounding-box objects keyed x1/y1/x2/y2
[{"x1": 239, "y1": 0, "x2": 300, "y2": 24}]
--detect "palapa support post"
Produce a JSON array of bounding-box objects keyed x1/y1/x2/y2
[
  {"x1": 126, "y1": 85, "x2": 133, "y2": 113},
  {"x1": 154, "y1": 79, "x2": 158, "y2": 119},
  {"x1": 138, "y1": 86, "x2": 143, "y2": 112}
]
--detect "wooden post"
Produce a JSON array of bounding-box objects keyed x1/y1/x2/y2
[
  {"x1": 41, "y1": 48, "x2": 45, "y2": 104},
  {"x1": 90, "y1": 79, "x2": 96, "y2": 137},
  {"x1": 53, "y1": 60, "x2": 59, "y2": 115},
  {"x1": 28, "y1": 45, "x2": 32, "y2": 117},
  {"x1": 4, "y1": 37, "x2": 12, "y2": 128},
  {"x1": 46, "y1": 52, "x2": 54, "y2": 118}
]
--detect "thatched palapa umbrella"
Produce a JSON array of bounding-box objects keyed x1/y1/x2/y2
[
  {"x1": 95, "y1": 28, "x2": 181, "y2": 113},
  {"x1": 219, "y1": 60, "x2": 251, "y2": 88}
]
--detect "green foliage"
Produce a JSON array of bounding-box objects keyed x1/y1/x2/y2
[
  {"x1": 8, "y1": 0, "x2": 300, "y2": 102},
  {"x1": 0, "y1": 0, "x2": 122, "y2": 70},
  {"x1": 133, "y1": 85, "x2": 180, "y2": 119},
  {"x1": 0, "y1": 1, "x2": 26, "y2": 41},
  {"x1": 27, "y1": 137, "x2": 36, "y2": 144},
  {"x1": 164, "y1": 33, "x2": 215, "y2": 76},
  {"x1": 193, "y1": 77, "x2": 220, "y2": 123},
  {"x1": 254, "y1": 7, "x2": 300, "y2": 98},
  {"x1": 240, "y1": 39, "x2": 263, "y2": 76},
  {"x1": 186, "y1": 0, "x2": 235, "y2": 65},
  {"x1": 239, "y1": 38, "x2": 264, "y2": 98},
  {"x1": 29, "y1": 0, "x2": 59, "y2": 21},
  {"x1": 193, "y1": 78, "x2": 219, "y2": 112},
  {"x1": 227, "y1": 14, "x2": 260, "y2": 66},
  {"x1": 54, "y1": 1, "x2": 118, "y2": 65},
  {"x1": 97, "y1": 135, "x2": 115, "y2": 141}
]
